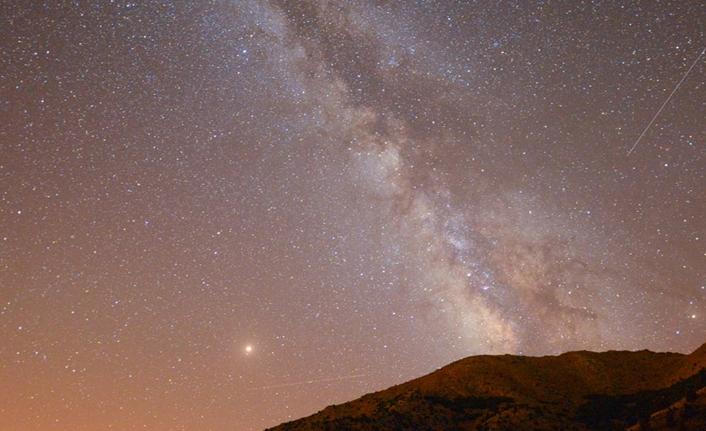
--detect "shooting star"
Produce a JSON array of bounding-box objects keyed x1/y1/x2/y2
[
  {"x1": 248, "y1": 374, "x2": 368, "y2": 391},
  {"x1": 627, "y1": 47, "x2": 705, "y2": 156}
]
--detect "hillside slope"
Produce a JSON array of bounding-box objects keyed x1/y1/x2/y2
[{"x1": 267, "y1": 342, "x2": 706, "y2": 431}]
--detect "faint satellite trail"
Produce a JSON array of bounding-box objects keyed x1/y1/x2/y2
[{"x1": 627, "y1": 47, "x2": 705, "y2": 156}]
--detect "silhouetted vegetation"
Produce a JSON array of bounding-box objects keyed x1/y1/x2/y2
[
  {"x1": 576, "y1": 368, "x2": 706, "y2": 429},
  {"x1": 424, "y1": 395, "x2": 515, "y2": 412}
]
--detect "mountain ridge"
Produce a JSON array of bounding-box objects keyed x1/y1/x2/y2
[{"x1": 267, "y1": 342, "x2": 706, "y2": 431}]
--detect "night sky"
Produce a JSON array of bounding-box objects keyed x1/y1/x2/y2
[{"x1": 1, "y1": 1, "x2": 705, "y2": 430}]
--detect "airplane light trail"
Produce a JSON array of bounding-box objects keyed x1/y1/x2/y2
[
  {"x1": 249, "y1": 374, "x2": 368, "y2": 391},
  {"x1": 627, "y1": 47, "x2": 705, "y2": 156}
]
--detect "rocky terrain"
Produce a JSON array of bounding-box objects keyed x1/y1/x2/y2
[{"x1": 267, "y1": 342, "x2": 706, "y2": 430}]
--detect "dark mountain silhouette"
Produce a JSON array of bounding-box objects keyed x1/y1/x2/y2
[{"x1": 267, "y1": 342, "x2": 706, "y2": 430}]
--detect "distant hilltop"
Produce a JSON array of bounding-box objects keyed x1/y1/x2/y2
[{"x1": 267, "y1": 342, "x2": 706, "y2": 431}]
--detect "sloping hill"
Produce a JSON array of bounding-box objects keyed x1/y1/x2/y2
[{"x1": 266, "y1": 342, "x2": 706, "y2": 431}]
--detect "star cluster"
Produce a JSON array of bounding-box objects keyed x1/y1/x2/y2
[{"x1": 1, "y1": 1, "x2": 705, "y2": 430}]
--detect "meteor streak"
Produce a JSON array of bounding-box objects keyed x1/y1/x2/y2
[
  {"x1": 627, "y1": 47, "x2": 705, "y2": 156},
  {"x1": 249, "y1": 374, "x2": 368, "y2": 391}
]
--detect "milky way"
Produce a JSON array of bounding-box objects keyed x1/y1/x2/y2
[{"x1": 1, "y1": 1, "x2": 705, "y2": 430}]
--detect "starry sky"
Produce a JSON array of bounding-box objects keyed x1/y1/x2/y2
[{"x1": 1, "y1": 1, "x2": 705, "y2": 430}]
